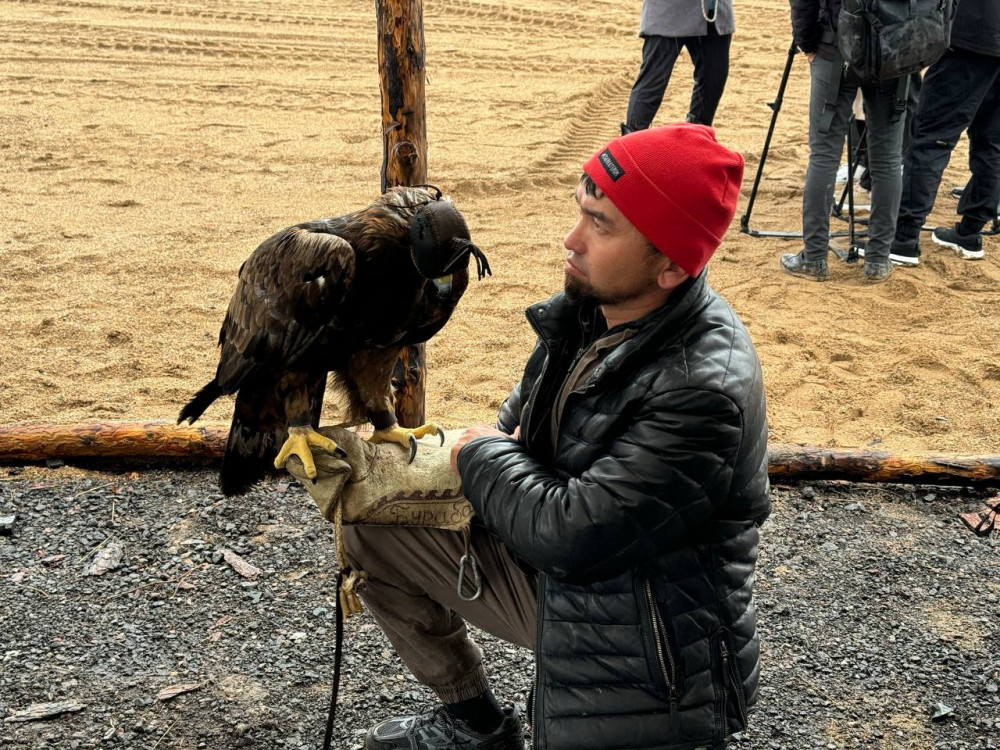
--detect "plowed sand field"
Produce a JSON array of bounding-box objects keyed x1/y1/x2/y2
[{"x1": 2, "y1": 0, "x2": 998, "y2": 455}]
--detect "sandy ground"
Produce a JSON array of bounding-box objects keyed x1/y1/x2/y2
[{"x1": 1, "y1": 0, "x2": 999, "y2": 455}]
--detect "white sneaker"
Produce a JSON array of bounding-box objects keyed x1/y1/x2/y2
[{"x1": 836, "y1": 163, "x2": 866, "y2": 183}]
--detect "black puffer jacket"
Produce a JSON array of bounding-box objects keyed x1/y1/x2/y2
[{"x1": 458, "y1": 273, "x2": 770, "y2": 749}]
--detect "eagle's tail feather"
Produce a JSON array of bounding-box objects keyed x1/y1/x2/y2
[
  {"x1": 178, "y1": 380, "x2": 224, "y2": 425},
  {"x1": 219, "y1": 387, "x2": 285, "y2": 497}
]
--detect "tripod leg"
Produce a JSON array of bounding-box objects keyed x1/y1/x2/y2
[
  {"x1": 845, "y1": 115, "x2": 860, "y2": 263},
  {"x1": 834, "y1": 120, "x2": 867, "y2": 217},
  {"x1": 740, "y1": 41, "x2": 798, "y2": 234}
]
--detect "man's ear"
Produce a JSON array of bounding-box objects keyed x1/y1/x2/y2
[{"x1": 656, "y1": 258, "x2": 689, "y2": 291}]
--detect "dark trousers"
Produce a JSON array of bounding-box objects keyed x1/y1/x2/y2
[
  {"x1": 802, "y1": 57, "x2": 905, "y2": 262},
  {"x1": 896, "y1": 47, "x2": 1000, "y2": 241},
  {"x1": 854, "y1": 71, "x2": 920, "y2": 191},
  {"x1": 903, "y1": 71, "x2": 923, "y2": 158},
  {"x1": 625, "y1": 24, "x2": 731, "y2": 129}
]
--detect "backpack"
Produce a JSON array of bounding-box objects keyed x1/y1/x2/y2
[{"x1": 836, "y1": 0, "x2": 955, "y2": 82}]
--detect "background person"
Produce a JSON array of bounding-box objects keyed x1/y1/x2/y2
[
  {"x1": 344, "y1": 124, "x2": 770, "y2": 750},
  {"x1": 622, "y1": 0, "x2": 735, "y2": 133},
  {"x1": 891, "y1": 0, "x2": 1000, "y2": 265},
  {"x1": 781, "y1": 0, "x2": 907, "y2": 283}
]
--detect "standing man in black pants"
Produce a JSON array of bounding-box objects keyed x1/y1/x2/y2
[
  {"x1": 891, "y1": 0, "x2": 1000, "y2": 265},
  {"x1": 622, "y1": 0, "x2": 734, "y2": 134}
]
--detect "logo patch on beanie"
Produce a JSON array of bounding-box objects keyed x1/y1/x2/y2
[{"x1": 597, "y1": 149, "x2": 625, "y2": 182}]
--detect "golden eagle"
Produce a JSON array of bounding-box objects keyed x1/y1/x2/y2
[{"x1": 178, "y1": 186, "x2": 490, "y2": 496}]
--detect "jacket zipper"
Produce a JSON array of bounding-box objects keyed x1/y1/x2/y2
[
  {"x1": 532, "y1": 574, "x2": 545, "y2": 750},
  {"x1": 644, "y1": 579, "x2": 678, "y2": 721},
  {"x1": 720, "y1": 640, "x2": 747, "y2": 726}
]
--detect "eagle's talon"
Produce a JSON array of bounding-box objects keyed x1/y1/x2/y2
[
  {"x1": 335, "y1": 445, "x2": 349, "y2": 459},
  {"x1": 369, "y1": 423, "x2": 442, "y2": 463},
  {"x1": 274, "y1": 426, "x2": 342, "y2": 478}
]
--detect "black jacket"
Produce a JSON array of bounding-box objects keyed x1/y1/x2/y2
[
  {"x1": 951, "y1": 0, "x2": 1000, "y2": 57},
  {"x1": 790, "y1": 0, "x2": 1000, "y2": 59},
  {"x1": 789, "y1": 0, "x2": 840, "y2": 56},
  {"x1": 458, "y1": 273, "x2": 770, "y2": 749}
]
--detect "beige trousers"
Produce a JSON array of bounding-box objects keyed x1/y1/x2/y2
[{"x1": 342, "y1": 524, "x2": 537, "y2": 703}]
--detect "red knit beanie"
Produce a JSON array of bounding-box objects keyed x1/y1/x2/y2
[{"x1": 582, "y1": 123, "x2": 745, "y2": 277}]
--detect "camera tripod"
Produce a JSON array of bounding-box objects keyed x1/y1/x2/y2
[
  {"x1": 740, "y1": 42, "x2": 867, "y2": 260},
  {"x1": 745, "y1": 43, "x2": 1000, "y2": 251}
]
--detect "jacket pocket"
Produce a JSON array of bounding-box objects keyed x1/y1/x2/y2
[
  {"x1": 716, "y1": 628, "x2": 748, "y2": 734},
  {"x1": 640, "y1": 578, "x2": 679, "y2": 718}
]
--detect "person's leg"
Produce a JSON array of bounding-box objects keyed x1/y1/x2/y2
[
  {"x1": 625, "y1": 35, "x2": 682, "y2": 132},
  {"x1": 902, "y1": 70, "x2": 923, "y2": 159},
  {"x1": 783, "y1": 56, "x2": 856, "y2": 280},
  {"x1": 956, "y1": 62, "x2": 1000, "y2": 234},
  {"x1": 859, "y1": 78, "x2": 906, "y2": 266},
  {"x1": 685, "y1": 24, "x2": 731, "y2": 125},
  {"x1": 896, "y1": 49, "x2": 996, "y2": 243},
  {"x1": 801, "y1": 58, "x2": 856, "y2": 261},
  {"x1": 341, "y1": 524, "x2": 536, "y2": 703}
]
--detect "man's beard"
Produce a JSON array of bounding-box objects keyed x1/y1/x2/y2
[{"x1": 564, "y1": 273, "x2": 638, "y2": 306}]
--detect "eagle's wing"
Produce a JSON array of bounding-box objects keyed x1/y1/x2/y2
[{"x1": 215, "y1": 226, "x2": 355, "y2": 389}]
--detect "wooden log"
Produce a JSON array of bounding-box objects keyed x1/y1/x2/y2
[
  {"x1": 766, "y1": 445, "x2": 1000, "y2": 487},
  {"x1": 2, "y1": 424, "x2": 1000, "y2": 487},
  {"x1": 377, "y1": 0, "x2": 428, "y2": 429},
  {"x1": 0, "y1": 422, "x2": 227, "y2": 461}
]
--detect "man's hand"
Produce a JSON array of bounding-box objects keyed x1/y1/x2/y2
[
  {"x1": 806, "y1": 51, "x2": 817, "y2": 63},
  {"x1": 450, "y1": 425, "x2": 517, "y2": 473}
]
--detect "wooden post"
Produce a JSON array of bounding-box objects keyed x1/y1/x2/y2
[
  {"x1": 377, "y1": 0, "x2": 428, "y2": 428},
  {"x1": 391, "y1": 345, "x2": 426, "y2": 427},
  {"x1": 377, "y1": 0, "x2": 427, "y2": 193}
]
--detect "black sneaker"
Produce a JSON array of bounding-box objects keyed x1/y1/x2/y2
[
  {"x1": 365, "y1": 705, "x2": 524, "y2": 749},
  {"x1": 780, "y1": 251, "x2": 829, "y2": 281},
  {"x1": 855, "y1": 241, "x2": 917, "y2": 266},
  {"x1": 932, "y1": 224, "x2": 984, "y2": 260},
  {"x1": 888, "y1": 237, "x2": 920, "y2": 266}
]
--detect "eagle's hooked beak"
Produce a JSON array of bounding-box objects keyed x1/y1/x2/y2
[{"x1": 433, "y1": 275, "x2": 454, "y2": 296}]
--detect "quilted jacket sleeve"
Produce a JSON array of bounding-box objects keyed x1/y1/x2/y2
[
  {"x1": 495, "y1": 338, "x2": 547, "y2": 435},
  {"x1": 496, "y1": 382, "x2": 523, "y2": 435},
  {"x1": 457, "y1": 387, "x2": 744, "y2": 584},
  {"x1": 789, "y1": 0, "x2": 821, "y2": 54}
]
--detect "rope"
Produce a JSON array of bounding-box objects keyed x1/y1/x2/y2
[
  {"x1": 322, "y1": 570, "x2": 345, "y2": 750},
  {"x1": 322, "y1": 497, "x2": 367, "y2": 749},
  {"x1": 701, "y1": 0, "x2": 718, "y2": 23}
]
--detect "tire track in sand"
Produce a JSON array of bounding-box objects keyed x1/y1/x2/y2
[
  {"x1": 7, "y1": 0, "x2": 370, "y2": 30},
  {"x1": 2, "y1": 18, "x2": 368, "y2": 64},
  {"x1": 450, "y1": 70, "x2": 633, "y2": 195}
]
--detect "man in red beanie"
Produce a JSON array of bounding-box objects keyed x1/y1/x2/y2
[{"x1": 343, "y1": 124, "x2": 770, "y2": 750}]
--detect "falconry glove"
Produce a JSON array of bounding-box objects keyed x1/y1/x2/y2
[{"x1": 284, "y1": 424, "x2": 475, "y2": 616}]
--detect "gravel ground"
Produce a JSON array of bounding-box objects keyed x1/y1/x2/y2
[{"x1": 0, "y1": 467, "x2": 998, "y2": 750}]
